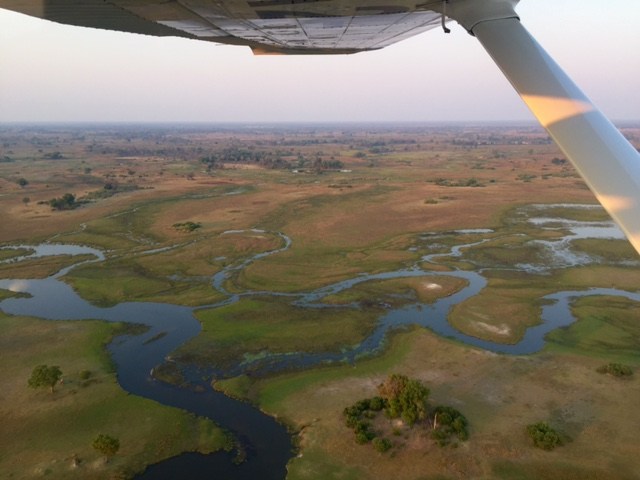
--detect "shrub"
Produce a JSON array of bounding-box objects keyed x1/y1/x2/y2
[
  {"x1": 372, "y1": 437, "x2": 392, "y2": 452},
  {"x1": 526, "y1": 422, "x2": 562, "y2": 450},
  {"x1": 345, "y1": 414, "x2": 359, "y2": 428},
  {"x1": 355, "y1": 432, "x2": 373, "y2": 444},
  {"x1": 92, "y1": 434, "x2": 120, "y2": 459},
  {"x1": 173, "y1": 221, "x2": 201, "y2": 232},
  {"x1": 354, "y1": 420, "x2": 370, "y2": 434},
  {"x1": 432, "y1": 406, "x2": 468, "y2": 446},
  {"x1": 597, "y1": 363, "x2": 633, "y2": 377}
]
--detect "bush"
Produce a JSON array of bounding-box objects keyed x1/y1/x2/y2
[
  {"x1": 173, "y1": 221, "x2": 201, "y2": 232},
  {"x1": 432, "y1": 406, "x2": 468, "y2": 446},
  {"x1": 92, "y1": 433, "x2": 120, "y2": 458},
  {"x1": 345, "y1": 414, "x2": 359, "y2": 428},
  {"x1": 354, "y1": 420, "x2": 370, "y2": 434},
  {"x1": 526, "y1": 422, "x2": 562, "y2": 450},
  {"x1": 597, "y1": 363, "x2": 633, "y2": 377},
  {"x1": 372, "y1": 437, "x2": 392, "y2": 452}
]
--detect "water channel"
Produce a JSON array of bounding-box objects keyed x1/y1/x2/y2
[{"x1": 1, "y1": 205, "x2": 638, "y2": 478}]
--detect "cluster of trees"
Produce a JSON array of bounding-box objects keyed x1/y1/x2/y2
[
  {"x1": 200, "y1": 147, "x2": 344, "y2": 172},
  {"x1": 343, "y1": 396, "x2": 389, "y2": 450},
  {"x1": 47, "y1": 193, "x2": 78, "y2": 210},
  {"x1": 201, "y1": 147, "x2": 292, "y2": 170},
  {"x1": 431, "y1": 405, "x2": 468, "y2": 446},
  {"x1": 43, "y1": 151, "x2": 65, "y2": 159},
  {"x1": 435, "y1": 177, "x2": 484, "y2": 187},
  {"x1": 343, "y1": 374, "x2": 469, "y2": 452}
]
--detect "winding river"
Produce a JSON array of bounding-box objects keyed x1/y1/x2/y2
[{"x1": 1, "y1": 205, "x2": 639, "y2": 478}]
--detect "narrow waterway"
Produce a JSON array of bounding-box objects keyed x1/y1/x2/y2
[{"x1": 1, "y1": 207, "x2": 638, "y2": 478}]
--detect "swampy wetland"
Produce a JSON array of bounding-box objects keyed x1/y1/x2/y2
[{"x1": 1, "y1": 123, "x2": 640, "y2": 479}]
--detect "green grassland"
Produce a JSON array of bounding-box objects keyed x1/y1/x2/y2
[
  {"x1": 448, "y1": 277, "x2": 550, "y2": 344},
  {"x1": 0, "y1": 312, "x2": 231, "y2": 480},
  {"x1": 0, "y1": 248, "x2": 34, "y2": 261},
  {"x1": 65, "y1": 257, "x2": 226, "y2": 307},
  {"x1": 0, "y1": 288, "x2": 30, "y2": 301},
  {"x1": 546, "y1": 295, "x2": 640, "y2": 363},
  {"x1": 528, "y1": 205, "x2": 609, "y2": 222},
  {"x1": 0, "y1": 254, "x2": 96, "y2": 280},
  {"x1": 175, "y1": 297, "x2": 380, "y2": 367},
  {"x1": 571, "y1": 238, "x2": 638, "y2": 263}
]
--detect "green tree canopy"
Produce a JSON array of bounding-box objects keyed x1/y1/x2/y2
[
  {"x1": 28, "y1": 365, "x2": 62, "y2": 393},
  {"x1": 92, "y1": 434, "x2": 120, "y2": 460},
  {"x1": 377, "y1": 374, "x2": 429, "y2": 426}
]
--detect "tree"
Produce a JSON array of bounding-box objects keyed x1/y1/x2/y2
[
  {"x1": 28, "y1": 365, "x2": 62, "y2": 393},
  {"x1": 17, "y1": 177, "x2": 28, "y2": 187},
  {"x1": 92, "y1": 434, "x2": 120, "y2": 460},
  {"x1": 377, "y1": 374, "x2": 429, "y2": 426}
]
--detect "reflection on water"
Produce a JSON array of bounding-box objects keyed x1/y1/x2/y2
[{"x1": 527, "y1": 215, "x2": 626, "y2": 270}]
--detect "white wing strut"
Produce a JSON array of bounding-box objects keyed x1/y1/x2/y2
[{"x1": 447, "y1": 1, "x2": 640, "y2": 254}]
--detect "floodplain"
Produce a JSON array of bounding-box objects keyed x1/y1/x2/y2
[{"x1": 1, "y1": 123, "x2": 639, "y2": 479}]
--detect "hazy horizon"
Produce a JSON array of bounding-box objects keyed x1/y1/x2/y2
[{"x1": 1, "y1": 0, "x2": 638, "y2": 123}]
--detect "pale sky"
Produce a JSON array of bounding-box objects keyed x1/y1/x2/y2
[{"x1": 0, "y1": 0, "x2": 638, "y2": 123}]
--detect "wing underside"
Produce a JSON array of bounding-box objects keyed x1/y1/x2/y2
[{"x1": 0, "y1": 0, "x2": 444, "y2": 54}]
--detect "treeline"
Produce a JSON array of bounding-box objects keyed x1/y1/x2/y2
[
  {"x1": 42, "y1": 182, "x2": 140, "y2": 210},
  {"x1": 200, "y1": 147, "x2": 343, "y2": 171}
]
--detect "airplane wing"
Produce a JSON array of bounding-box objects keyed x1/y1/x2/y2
[
  {"x1": 0, "y1": 0, "x2": 445, "y2": 54},
  {"x1": 2, "y1": 0, "x2": 640, "y2": 253}
]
